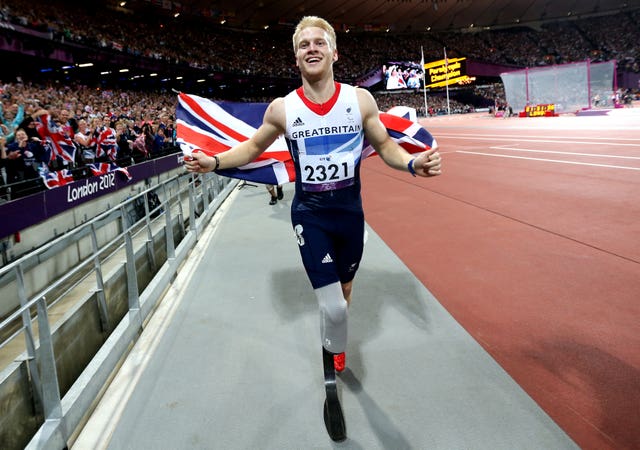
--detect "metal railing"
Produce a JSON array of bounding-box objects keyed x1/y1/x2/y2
[{"x1": 0, "y1": 170, "x2": 237, "y2": 449}]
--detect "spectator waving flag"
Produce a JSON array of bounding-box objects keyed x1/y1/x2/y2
[
  {"x1": 40, "y1": 168, "x2": 75, "y2": 189},
  {"x1": 95, "y1": 127, "x2": 118, "y2": 161},
  {"x1": 88, "y1": 162, "x2": 132, "y2": 181},
  {"x1": 34, "y1": 112, "x2": 76, "y2": 164},
  {"x1": 176, "y1": 93, "x2": 437, "y2": 185}
]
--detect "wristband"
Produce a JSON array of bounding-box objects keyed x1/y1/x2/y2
[
  {"x1": 213, "y1": 155, "x2": 220, "y2": 171},
  {"x1": 407, "y1": 158, "x2": 416, "y2": 177}
]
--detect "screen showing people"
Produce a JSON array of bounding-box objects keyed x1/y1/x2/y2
[{"x1": 382, "y1": 62, "x2": 423, "y2": 90}]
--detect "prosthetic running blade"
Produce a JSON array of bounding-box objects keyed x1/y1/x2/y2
[{"x1": 322, "y1": 347, "x2": 346, "y2": 442}]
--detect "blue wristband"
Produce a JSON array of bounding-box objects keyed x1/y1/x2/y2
[{"x1": 408, "y1": 158, "x2": 416, "y2": 177}]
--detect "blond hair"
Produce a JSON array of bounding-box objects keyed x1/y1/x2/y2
[{"x1": 292, "y1": 16, "x2": 337, "y2": 53}]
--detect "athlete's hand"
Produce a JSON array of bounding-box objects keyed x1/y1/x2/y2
[
  {"x1": 413, "y1": 148, "x2": 441, "y2": 177},
  {"x1": 184, "y1": 151, "x2": 216, "y2": 173}
]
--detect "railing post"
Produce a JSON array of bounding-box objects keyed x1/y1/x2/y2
[
  {"x1": 16, "y1": 264, "x2": 44, "y2": 417},
  {"x1": 36, "y1": 296, "x2": 63, "y2": 423},
  {"x1": 176, "y1": 176, "x2": 186, "y2": 237},
  {"x1": 201, "y1": 174, "x2": 211, "y2": 215},
  {"x1": 162, "y1": 184, "x2": 175, "y2": 260},
  {"x1": 188, "y1": 175, "x2": 198, "y2": 239},
  {"x1": 142, "y1": 192, "x2": 157, "y2": 272},
  {"x1": 121, "y1": 206, "x2": 140, "y2": 312},
  {"x1": 90, "y1": 223, "x2": 111, "y2": 333}
]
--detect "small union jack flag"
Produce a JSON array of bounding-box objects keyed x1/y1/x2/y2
[
  {"x1": 40, "y1": 168, "x2": 75, "y2": 189},
  {"x1": 88, "y1": 162, "x2": 132, "y2": 181}
]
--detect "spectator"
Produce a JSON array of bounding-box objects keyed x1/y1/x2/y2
[
  {"x1": 0, "y1": 101, "x2": 25, "y2": 144},
  {"x1": 3, "y1": 128, "x2": 43, "y2": 182},
  {"x1": 151, "y1": 126, "x2": 165, "y2": 157},
  {"x1": 114, "y1": 120, "x2": 134, "y2": 166},
  {"x1": 73, "y1": 118, "x2": 94, "y2": 163}
]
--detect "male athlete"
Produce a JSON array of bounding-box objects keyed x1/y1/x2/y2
[{"x1": 185, "y1": 15, "x2": 441, "y2": 441}]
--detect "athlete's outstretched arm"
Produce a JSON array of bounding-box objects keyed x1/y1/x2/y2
[
  {"x1": 357, "y1": 88, "x2": 441, "y2": 177},
  {"x1": 184, "y1": 98, "x2": 286, "y2": 174}
]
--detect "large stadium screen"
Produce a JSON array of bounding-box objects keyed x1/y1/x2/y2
[
  {"x1": 424, "y1": 57, "x2": 470, "y2": 88},
  {"x1": 382, "y1": 61, "x2": 424, "y2": 90}
]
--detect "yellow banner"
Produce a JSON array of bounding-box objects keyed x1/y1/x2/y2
[{"x1": 423, "y1": 57, "x2": 467, "y2": 88}]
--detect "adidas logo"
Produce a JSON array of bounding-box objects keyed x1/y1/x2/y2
[
  {"x1": 321, "y1": 253, "x2": 333, "y2": 264},
  {"x1": 292, "y1": 117, "x2": 305, "y2": 127}
]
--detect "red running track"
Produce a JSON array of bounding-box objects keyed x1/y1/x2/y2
[{"x1": 361, "y1": 111, "x2": 640, "y2": 450}]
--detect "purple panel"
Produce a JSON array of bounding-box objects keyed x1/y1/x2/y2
[
  {"x1": 0, "y1": 153, "x2": 183, "y2": 239},
  {"x1": 467, "y1": 59, "x2": 522, "y2": 77},
  {"x1": 0, "y1": 192, "x2": 47, "y2": 238},
  {"x1": 619, "y1": 71, "x2": 640, "y2": 89}
]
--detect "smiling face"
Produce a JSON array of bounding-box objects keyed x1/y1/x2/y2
[
  {"x1": 294, "y1": 26, "x2": 338, "y2": 81},
  {"x1": 15, "y1": 129, "x2": 28, "y2": 144}
]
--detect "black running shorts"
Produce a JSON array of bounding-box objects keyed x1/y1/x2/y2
[{"x1": 291, "y1": 208, "x2": 365, "y2": 289}]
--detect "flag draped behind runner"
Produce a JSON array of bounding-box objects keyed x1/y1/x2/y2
[
  {"x1": 176, "y1": 93, "x2": 437, "y2": 185},
  {"x1": 177, "y1": 94, "x2": 293, "y2": 185}
]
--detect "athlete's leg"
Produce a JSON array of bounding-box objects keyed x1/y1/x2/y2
[
  {"x1": 292, "y1": 211, "x2": 349, "y2": 353},
  {"x1": 331, "y1": 212, "x2": 364, "y2": 372},
  {"x1": 292, "y1": 210, "x2": 350, "y2": 440},
  {"x1": 334, "y1": 211, "x2": 365, "y2": 307},
  {"x1": 266, "y1": 185, "x2": 277, "y2": 205},
  {"x1": 341, "y1": 281, "x2": 352, "y2": 305}
]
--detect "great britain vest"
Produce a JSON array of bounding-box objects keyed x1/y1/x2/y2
[{"x1": 284, "y1": 83, "x2": 365, "y2": 212}]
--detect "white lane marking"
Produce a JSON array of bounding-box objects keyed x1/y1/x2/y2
[
  {"x1": 435, "y1": 133, "x2": 640, "y2": 142},
  {"x1": 436, "y1": 134, "x2": 640, "y2": 147},
  {"x1": 488, "y1": 146, "x2": 640, "y2": 160},
  {"x1": 456, "y1": 151, "x2": 640, "y2": 171}
]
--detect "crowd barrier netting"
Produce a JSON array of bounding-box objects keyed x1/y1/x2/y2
[{"x1": 500, "y1": 60, "x2": 616, "y2": 113}]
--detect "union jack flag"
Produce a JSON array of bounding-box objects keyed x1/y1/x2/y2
[
  {"x1": 88, "y1": 162, "x2": 132, "y2": 181},
  {"x1": 34, "y1": 113, "x2": 76, "y2": 163},
  {"x1": 177, "y1": 94, "x2": 293, "y2": 185},
  {"x1": 94, "y1": 127, "x2": 118, "y2": 161},
  {"x1": 176, "y1": 92, "x2": 437, "y2": 185},
  {"x1": 40, "y1": 168, "x2": 75, "y2": 189}
]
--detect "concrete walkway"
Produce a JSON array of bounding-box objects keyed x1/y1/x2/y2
[{"x1": 73, "y1": 183, "x2": 578, "y2": 450}]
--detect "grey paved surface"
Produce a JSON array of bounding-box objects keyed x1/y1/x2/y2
[{"x1": 73, "y1": 183, "x2": 578, "y2": 450}]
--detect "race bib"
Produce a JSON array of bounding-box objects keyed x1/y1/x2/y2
[{"x1": 299, "y1": 152, "x2": 355, "y2": 192}]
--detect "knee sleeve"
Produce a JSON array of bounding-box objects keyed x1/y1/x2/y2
[{"x1": 314, "y1": 282, "x2": 348, "y2": 354}]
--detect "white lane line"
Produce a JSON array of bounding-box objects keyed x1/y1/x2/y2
[
  {"x1": 436, "y1": 135, "x2": 640, "y2": 147},
  {"x1": 436, "y1": 133, "x2": 640, "y2": 142},
  {"x1": 456, "y1": 151, "x2": 640, "y2": 171},
  {"x1": 488, "y1": 146, "x2": 640, "y2": 160}
]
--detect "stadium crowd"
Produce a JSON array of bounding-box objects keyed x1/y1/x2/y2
[
  {"x1": 1, "y1": 0, "x2": 639, "y2": 200},
  {"x1": 1, "y1": 0, "x2": 639, "y2": 78},
  {"x1": 0, "y1": 81, "x2": 178, "y2": 199}
]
